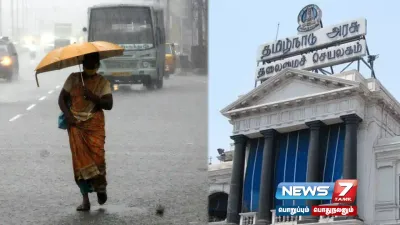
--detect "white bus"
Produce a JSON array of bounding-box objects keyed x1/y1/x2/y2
[{"x1": 84, "y1": 4, "x2": 166, "y2": 89}]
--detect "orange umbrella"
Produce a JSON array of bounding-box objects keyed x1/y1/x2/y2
[{"x1": 35, "y1": 41, "x2": 124, "y2": 87}]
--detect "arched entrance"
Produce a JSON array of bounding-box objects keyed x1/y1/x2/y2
[{"x1": 208, "y1": 192, "x2": 228, "y2": 222}]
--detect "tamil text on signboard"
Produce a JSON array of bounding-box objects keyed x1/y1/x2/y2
[
  {"x1": 255, "y1": 39, "x2": 366, "y2": 80},
  {"x1": 256, "y1": 18, "x2": 367, "y2": 62}
]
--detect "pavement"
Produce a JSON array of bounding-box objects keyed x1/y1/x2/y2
[{"x1": 0, "y1": 51, "x2": 208, "y2": 225}]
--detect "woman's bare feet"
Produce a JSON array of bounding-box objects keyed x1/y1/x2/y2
[
  {"x1": 97, "y1": 192, "x2": 107, "y2": 205},
  {"x1": 76, "y1": 193, "x2": 91, "y2": 211},
  {"x1": 76, "y1": 203, "x2": 91, "y2": 211}
]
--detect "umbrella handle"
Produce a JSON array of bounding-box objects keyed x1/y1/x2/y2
[
  {"x1": 35, "y1": 72, "x2": 40, "y2": 87},
  {"x1": 78, "y1": 59, "x2": 85, "y2": 87},
  {"x1": 80, "y1": 72, "x2": 85, "y2": 87}
]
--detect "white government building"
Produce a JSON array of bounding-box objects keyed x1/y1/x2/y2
[{"x1": 211, "y1": 4, "x2": 400, "y2": 225}]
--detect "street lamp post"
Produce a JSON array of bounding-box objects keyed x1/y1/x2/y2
[
  {"x1": 0, "y1": 0, "x2": 2, "y2": 36},
  {"x1": 11, "y1": 0, "x2": 14, "y2": 38},
  {"x1": 16, "y1": 0, "x2": 18, "y2": 38},
  {"x1": 21, "y1": 0, "x2": 24, "y2": 35}
]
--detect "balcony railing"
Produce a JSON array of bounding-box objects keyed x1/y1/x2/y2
[
  {"x1": 272, "y1": 209, "x2": 339, "y2": 224},
  {"x1": 239, "y1": 212, "x2": 257, "y2": 225},
  {"x1": 271, "y1": 209, "x2": 302, "y2": 224}
]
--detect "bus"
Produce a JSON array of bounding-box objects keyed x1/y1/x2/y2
[
  {"x1": 54, "y1": 23, "x2": 72, "y2": 48},
  {"x1": 84, "y1": 4, "x2": 166, "y2": 89}
]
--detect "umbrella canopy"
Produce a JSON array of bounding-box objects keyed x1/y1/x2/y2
[{"x1": 35, "y1": 41, "x2": 124, "y2": 87}]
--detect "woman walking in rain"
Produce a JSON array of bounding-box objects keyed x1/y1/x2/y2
[{"x1": 58, "y1": 52, "x2": 113, "y2": 211}]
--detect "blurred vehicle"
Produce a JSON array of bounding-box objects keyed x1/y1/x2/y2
[
  {"x1": 11, "y1": 41, "x2": 24, "y2": 54},
  {"x1": 30, "y1": 51, "x2": 36, "y2": 59},
  {"x1": 177, "y1": 45, "x2": 192, "y2": 71},
  {"x1": 44, "y1": 43, "x2": 55, "y2": 53},
  {"x1": 54, "y1": 23, "x2": 72, "y2": 48},
  {"x1": 84, "y1": 4, "x2": 166, "y2": 89},
  {"x1": 164, "y1": 43, "x2": 177, "y2": 78},
  {"x1": 28, "y1": 45, "x2": 37, "y2": 59},
  {"x1": 54, "y1": 39, "x2": 71, "y2": 49},
  {"x1": 19, "y1": 44, "x2": 30, "y2": 54},
  {"x1": 0, "y1": 37, "x2": 19, "y2": 82},
  {"x1": 27, "y1": 41, "x2": 39, "y2": 60}
]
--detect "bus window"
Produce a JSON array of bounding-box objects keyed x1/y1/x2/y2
[{"x1": 89, "y1": 7, "x2": 154, "y2": 50}]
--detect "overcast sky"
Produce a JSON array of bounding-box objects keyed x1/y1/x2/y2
[{"x1": 0, "y1": 0, "x2": 157, "y2": 37}]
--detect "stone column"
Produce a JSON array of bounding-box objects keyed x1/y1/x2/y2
[
  {"x1": 226, "y1": 134, "x2": 248, "y2": 225},
  {"x1": 305, "y1": 121, "x2": 324, "y2": 221},
  {"x1": 340, "y1": 114, "x2": 361, "y2": 179},
  {"x1": 256, "y1": 129, "x2": 277, "y2": 225},
  {"x1": 338, "y1": 114, "x2": 361, "y2": 219}
]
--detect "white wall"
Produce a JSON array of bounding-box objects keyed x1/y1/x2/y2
[
  {"x1": 364, "y1": 102, "x2": 400, "y2": 224},
  {"x1": 374, "y1": 135, "x2": 400, "y2": 224},
  {"x1": 357, "y1": 104, "x2": 380, "y2": 224},
  {"x1": 209, "y1": 183, "x2": 230, "y2": 195}
]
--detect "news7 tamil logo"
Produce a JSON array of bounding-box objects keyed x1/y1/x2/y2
[{"x1": 275, "y1": 179, "x2": 358, "y2": 203}]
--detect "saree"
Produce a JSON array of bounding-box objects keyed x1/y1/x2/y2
[{"x1": 63, "y1": 72, "x2": 111, "y2": 194}]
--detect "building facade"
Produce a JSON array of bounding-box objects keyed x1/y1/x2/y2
[
  {"x1": 220, "y1": 68, "x2": 400, "y2": 225},
  {"x1": 209, "y1": 161, "x2": 231, "y2": 223},
  {"x1": 209, "y1": 150, "x2": 233, "y2": 223}
]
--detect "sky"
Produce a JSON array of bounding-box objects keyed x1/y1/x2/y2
[{"x1": 208, "y1": 0, "x2": 400, "y2": 163}]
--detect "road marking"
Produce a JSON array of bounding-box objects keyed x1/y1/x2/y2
[
  {"x1": 9, "y1": 114, "x2": 22, "y2": 122},
  {"x1": 48, "y1": 90, "x2": 54, "y2": 94},
  {"x1": 39, "y1": 96, "x2": 46, "y2": 101},
  {"x1": 56, "y1": 85, "x2": 60, "y2": 89},
  {"x1": 26, "y1": 104, "x2": 36, "y2": 111}
]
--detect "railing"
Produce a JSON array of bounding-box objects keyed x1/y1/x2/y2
[
  {"x1": 239, "y1": 212, "x2": 257, "y2": 225},
  {"x1": 271, "y1": 209, "x2": 338, "y2": 224},
  {"x1": 239, "y1": 212, "x2": 358, "y2": 225},
  {"x1": 318, "y1": 216, "x2": 335, "y2": 223},
  {"x1": 271, "y1": 210, "x2": 302, "y2": 224}
]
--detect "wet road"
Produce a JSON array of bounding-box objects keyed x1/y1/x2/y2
[{"x1": 0, "y1": 51, "x2": 208, "y2": 225}]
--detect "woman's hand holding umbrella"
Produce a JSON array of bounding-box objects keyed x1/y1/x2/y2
[
  {"x1": 83, "y1": 88, "x2": 113, "y2": 110},
  {"x1": 84, "y1": 88, "x2": 100, "y2": 104}
]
